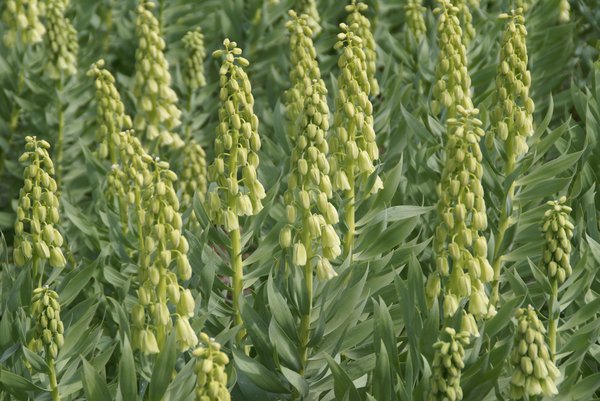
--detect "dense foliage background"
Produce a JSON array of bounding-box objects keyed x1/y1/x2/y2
[{"x1": 0, "y1": 0, "x2": 600, "y2": 400}]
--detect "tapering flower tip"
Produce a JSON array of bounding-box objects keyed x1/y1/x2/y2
[
  {"x1": 452, "y1": 0, "x2": 475, "y2": 44},
  {"x1": 133, "y1": 0, "x2": 183, "y2": 149},
  {"x1": 405, "y1": 0, "x2": 427, "y2": 40},
  {"x1": 558, "y1": 0, "x2": 570, "y2": 22},
  {"x1": 13, "y1": 137, "x2": 65, "y2": 269},
  {"x1": 44, "y1": 0, "x2": 78, "y2": 79},
  {"x1": 298, "y1": 0, "x2": 321, "y2": 36},
  {"x1": 88, "y1": 59, "x2": 132, "y2": 161},
  {"x1": 2, "y1": 0, "x2": 46, "y2": 46},
  {"x1": 329, "y1": 18, "x2": 383, "y2": 196},
  {"x1": 489, "y1": 6, "x2": 533, "y2": 157},
  {"x1": 510, "y1": 306, "x2": 560, "y2": 399},
  {"x1": 285, "y1": 10, "x2": 321, "y2": 140},
  {"x1": 207, "y1": 40, "x2": 265, "y2": 229},
  {"x1": 541, "y1": 197, "x2": 573, "y2": 284},
  {"x1": 345, "y1": 0, "x2": 379, "y2": 96},
  {"x1": 431, "y1": 0, "x2": 472, "y2": 115},
  {"x1": 183, "y1": 27, "x2": 207, "y2": 91},
  {"x1": 193, "y1": 333, "x2": 231, "y2": 401},
  {"x1": 30, "y1": 287, "x2": 64, "y2": 359},
  {"x1": 428, "y1": 327, "x2": 470, "y2": 401}
]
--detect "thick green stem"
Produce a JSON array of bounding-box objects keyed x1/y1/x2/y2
[
  {"x1": 548, "y1": 279, "x2": 558, "y2": 360},
  {"x1": 298, "y1": 224, "x2": 313, "y2": 375},
  {"x1": 55, "y1": 78, "x2": 64, "y2": 187},
  {"x1": 47, "y1": 357, "x2": 60, "y2": 401},
  {"x1": 231, "y1": 227, "x2": 244, "y2": 344},
  {"x1": 490, "y1": 135, "x2": 516, "y2": 308}
]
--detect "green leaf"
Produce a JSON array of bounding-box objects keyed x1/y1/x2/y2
[
  {"x1": 22, "y1": 346, "x2": 49, "y2": 373},
  {"x1": 81, "y1": 357, "x2": 112, "y2": 401},
  {"x1": 324, "y1": 354, "x2": 362, "y2": 401},
  {"x1": 515, "y1": 151, "x2": 582, "y2": 187},
  {"x1": 148, "y1": 332, "x2": 177, "y2": 401},
  {"x1": 117, "y1": 336, "x2": 137, "y2": 401},
  {"x1": 232, "y1": 349, "x2": 288, "y2": 394}
]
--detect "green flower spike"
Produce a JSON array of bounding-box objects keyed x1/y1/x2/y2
[
  {"x1": 405, "y1": 0, "x2": 427, "y2": 40},
  {"x1": 193, "y1": 333, "x2": 231, "y2": 401},
  {"x1": 133, "y1": 1, "x2": 183, "y2": 149},
  {"x1": 284, "y1": 10, "x2": 321, "y2": 141},
  {"x1": 14, "y1": 136, "x2": 65, "y2": 270},
  {"x1": 428, "y1": 106, "x2": 494, "y2": 323},
  {"x1": 329, "y1": 21, "x2": 383, "y2": 257},
  {"x1": 133, "y1": 156, "x2": 196, "y2": 353},
  {"x1": 2, "y1": 0, "x2": 46, "y2": 46},
  {"x1": 345, "y1": 0, "x2": 379, "y2": 96},
  {"x1": 44, "y1": 0, "x2": 78, "y2": 79},
  {"x1": 297, "y1": 0, "x2": 321, "y2": 36},
  {"x1": 432, "y1": 0, "x2": 472, "y2": 117},
  {"x1": 510, "y1": 306, "x2": 560, "y2": 399},
  {"x1": 208, "y1": 39, "x2": 266, "y2": 344},
  {"x1": 428, "y1": 327, "x2": 470, "y2": 401},
  {"x1": 183, "y1": 27, "x2": 207, "y2": 91},
  {"x1": 87, "y1": 59, "x2": 133, "y2": 164}
]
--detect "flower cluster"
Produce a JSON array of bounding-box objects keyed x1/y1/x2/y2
[
  {"x1": 454, "y1": 0, "x2": 475, "y2": 45},
  {"x1": 284, "y1": 10, "x2": 321, "y2": 141},
  {"x1": 44, "y1": 0, "x2": 78, "y2": 79},
  {"x1": 2, "y1": 0, "x2": 45, "y2": 46},
  {"x1": 207, "y1": 39, "x2": 266, "y2": 230},
  {"x1": 30, "y1": 287, "x2": 64, "y2": 359},
  {"x1": 87, "y1": 59, "x2": 133, "y2": 163},
  {"x1": 329, "y1": 22, "x2": 383, "y2": 196},
  {"x1": 510, "y1": 306, "x2": 560, "y2": 398},
  {"x1": 298, "y1": 0, "x2": 321, "y2": 36},
  {"x1": 490, "y1": 8, "x2": 533, "y2": 162},
  {"x1": 345, "y1": 0, "x2": 379, "y2": 96},
  {"x1": 133, "y1": 1, "x2": 183, "y2": 148},
  {"x1": 281, "y1": 78, "x2": 340, "y2": 279},
  {"x1": 179, "y1": 140, "x2": 208, "y2": 208},
  {"x1": 429, "y1": 107, "x2": 493, "y2": 321},
  {"x1": 431, "y1": 0, "x2": 472, "y2": 116},
  {"x1": 132, "y1": 157, "x2": 197, "y2": 353},
  {"x1": 14, "y1": 137, "x2": 65, "y2": 269},
  {"x1": 558, "y1": 0, "x2": 570, "y2": 23},
  {"x1": 405, "y1": 0, "x2": 427, "y2": 40},
  {"x1": 428, "y1": 327, "x2": 470, "y2": 401},
  {"x1": 183, "y1": 27, "x2": 207, "y2": 91},
  {"x1": 541, "y1": 197, "x2": 574, "y2": 284},
  {"x1": 193, "y1": 333, "x2": 231, "y2": 401}
]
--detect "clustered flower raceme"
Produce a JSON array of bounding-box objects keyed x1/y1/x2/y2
[
  {"x1": 298, "y1": 0, "x2": 321, "y2": 36},
  {"x1": 329, "y1": 22, "x2": 383, "y2": 196},
  {"x1": 489, "y1": 8, "x2": 534, "y2": 162},
  {"x1": 281, "y1": 77, "x2": 340, "y2": 280},
  {"x1": 2, "y1": 0, "x2": 45, "y2": 46},
  {"x1": 44, "y1": 0, "x2": 78, "y2": 79},
  {"x1": 454, "y1": 0, "x2": 475, "y2": 45},
  {"x1": 345, "y1": 0, "x2": 379, "y2": 96},
  {"x1": 179, "y1": 140, "x2": 208, "y2": 208},
  {"x1": 427, "y1": 107, "x2": 493, "y2": 324},
  {"x1": 428, "y1": 327, "x2": 470, "y2": 401},
  {"x1": 510, "y1": 306, "x2": 560, "y2": 398},
  {"x1": 558, "y1": 0, "x2": 570, "y2": 23},
  {"x1": 30, "y1": 287, "x2": 64, "y2": 360},
  {"x1": 134, "y1": 1, "x2": 183, "y2": 149},
  {"x1": 404, "y1": 0, "x2": 427, "y2": 40},
  {"x1": 183, "y1": 27, "x2": 207, "y2": 91},
  {"x1": 284, "y1": 10, "x2": 321, "y2": 141},
  {"x1": 132, "y1": 157, "x2": 197, "y2": 354},
  {"x1": 207, "y1": 39, "x2": 266, "y2": 230},
  {"x1": 431, "y1": 0, "x2": 473, "y2": 116},
  {"x1": 541, "y1": 197, "x2": 574, "y2": 284},
  {"x1": 87, "y1": 59, "x2": 133, "y2": 163},
  {"x1": 14, "y1": 137, "x2": 65, "y2": 269},
  {"x1": 193, "y1": 333, "x2": 231, "y2": 401}
]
